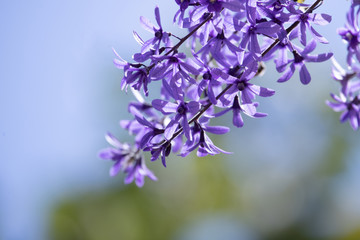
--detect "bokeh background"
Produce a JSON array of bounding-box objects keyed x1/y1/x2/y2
[{"x1": 1, "y1": 1, "x2": 360, "y2": 240}]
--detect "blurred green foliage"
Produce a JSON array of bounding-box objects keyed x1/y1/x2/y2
[{"x1": 50, "y1": 155, "x2": 240, "y2": 240}]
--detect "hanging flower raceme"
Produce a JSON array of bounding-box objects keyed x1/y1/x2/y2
[{"x1": 101, "y1": 0, "x2": 336, "y2": 187}]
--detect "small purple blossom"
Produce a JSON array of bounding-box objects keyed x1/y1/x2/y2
[
  {"x1": 135, "y1": 115, "x2": 165, "y2": 149},
  {"x1": 198, "y1": 69, "x2": 223, "y2": 104},
  {"x1": 197, "y1": 30, "x2": 242, "y2": 67},
  {"x1": 286, "y1": 7, "x2": 331, "y2": 46},
  {"x1": 236, "y1": 4, "x2": 282, "y2": 58},
  {"x1": 99, "y1": 133, "x2": 157, "y2": 187},
  {"x1": 113, "y1": 49, "x2": 151, "y2": 95},
  {"x1": 214, "y1": 95, "x2": 267, "y2": 127},
  {"x1": 277, "y1": 40, "x2": 333, "y2": 84},
  {"x1": 152, "y1": 98, "x2": 201, "y2": 141},
  {"x1": 211, "y1": 63, "x2": 275, "y2": 105},
  {"x1": 150, "y1": 52, "x2": 199, "y2": 99},
  {"x1": 180, "y1": 118, "x2": 231, "y2": 157},
  {"x1": 338, "y1": 5, "x2": 360, "y2": 65},
  {"x1": 326, "y1": 93, "x2": 360, "y2": 130},
  {"x1": 331, "y1": 58, "x2": 360, "y2": 96},
  {"x1": 138, "y1": 6, "x2": 171, "y2": 54}
]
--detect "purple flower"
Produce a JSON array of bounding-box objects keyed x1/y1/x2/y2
[
  {"x1": 174, "y1": 0, "x2": 194, "y2": 26},
  {"x1": 198, "y1": 69, "x2": 223, "y2": 104},
  {"x1": 286, "y1": 7, "x2": 331, "y2": 46},
  {"x1": 214, "y1": 95, "x2": 267, "y2": 127},
  {"x1": 187, "y1": 12, "x2": 219, "y2": 48},
  {"x1": 146, "y1": 141, "x2": 174, "y2": 167},
  {"x1": 99, "y1": 133, "x2": 157, "y2": 187},
  {"x1": 235, "y1": 3, "x2": 282, "y2": 58},
  {"x1": 113, "y1": 48, "x2": 151, "y2": 95},
  {"x1": 152, "y1": 98, "x2": 201, "y2": 141},
  {"x1": 338, "y1": 6, "x2": 360, "y2": 65},
  {"x1": 134, "y1": 115, "x2": 165, "y2": 149},
  {"x1": 191, "y1": 54, "x2": 226, "y2": 104},
  {"x1": 197, "y1": 30, "x2": 242, "y2": 67},
  {"x1": 151, "y1": 53, "x2": 199, "y2": 81},
  {"x1": 277, "y1": 40, "x2": 333, "y2": 85},
  {"x1": 139, "y1": 6, "x2": 171, "y2": 54},
  {"x1": 151, "y1": 52, "x2": 199, "y2": 99},
  {"x1": 180, "y1": 118, "x2": 231, "y2": 157},
  {"x1": 271, "y1": 37, "x2": 292, "y2": 72},
  {"x1": 132, "y1": 32, "x2": 157, "y2": 62},
  {"x1": 120, "y1": 118, "x2": 145, "y2": 143},
  {"x1": 331, "y1": 58, "x2": 360, "y2": 96},
  {"x1": 326, "y1": 93, "x2": 360, "y2": 130},
  {"x1": 120, "y1": 97, "x2": 166, "y2": 146},
  {"x1": 143, "y1": 121, "x2": 183, "y2": 168},
  {"x1": 211, "y1": 63, "x2": 275, "y2": 105},
  {"x1": 113, "y1": 48, "x2": 130, "y2": 71},
  {"x1": 122, "y1": 67, "x2": 151, "y2": 96}
]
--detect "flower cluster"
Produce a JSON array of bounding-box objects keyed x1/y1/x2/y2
[
  {"x1": 327, "y1": 0, "x2": 360, "y2": 130},
  {"x1": 100, "y1": 0, "x2": 333, "y2": 187}
]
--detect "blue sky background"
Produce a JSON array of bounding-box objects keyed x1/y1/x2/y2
[{"x1": 1, "y1": 1, "x2": 359, "y2": 240}]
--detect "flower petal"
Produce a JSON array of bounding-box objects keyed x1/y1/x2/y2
[
  {"x1": 154, "y1": 6, "x2": 162, "y2": 28},
  {"x1": 110, "y1": 160, "x2": 122, "y2": 177},
  {"x1": 233, "y1": 109, "x2": 244, "y2": 128},
  {"x1": 105, "y1": 132, "x2": 123, "y2": 148},
  {"x1": 140, "y1": 16, "x2": 156, "y2": 33},
  {"x1": 152, "y1": 99, "x2": 178, "y2": 114},
  {"x1": 278, "y1": 64, "x2": 295, "y2": 83},
  {"x1": 204, "y1": 125, "x2": 230, "y2": 134},
  {"x1": 299, "y1": 64, "x2": 311, "y2": 85}
]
